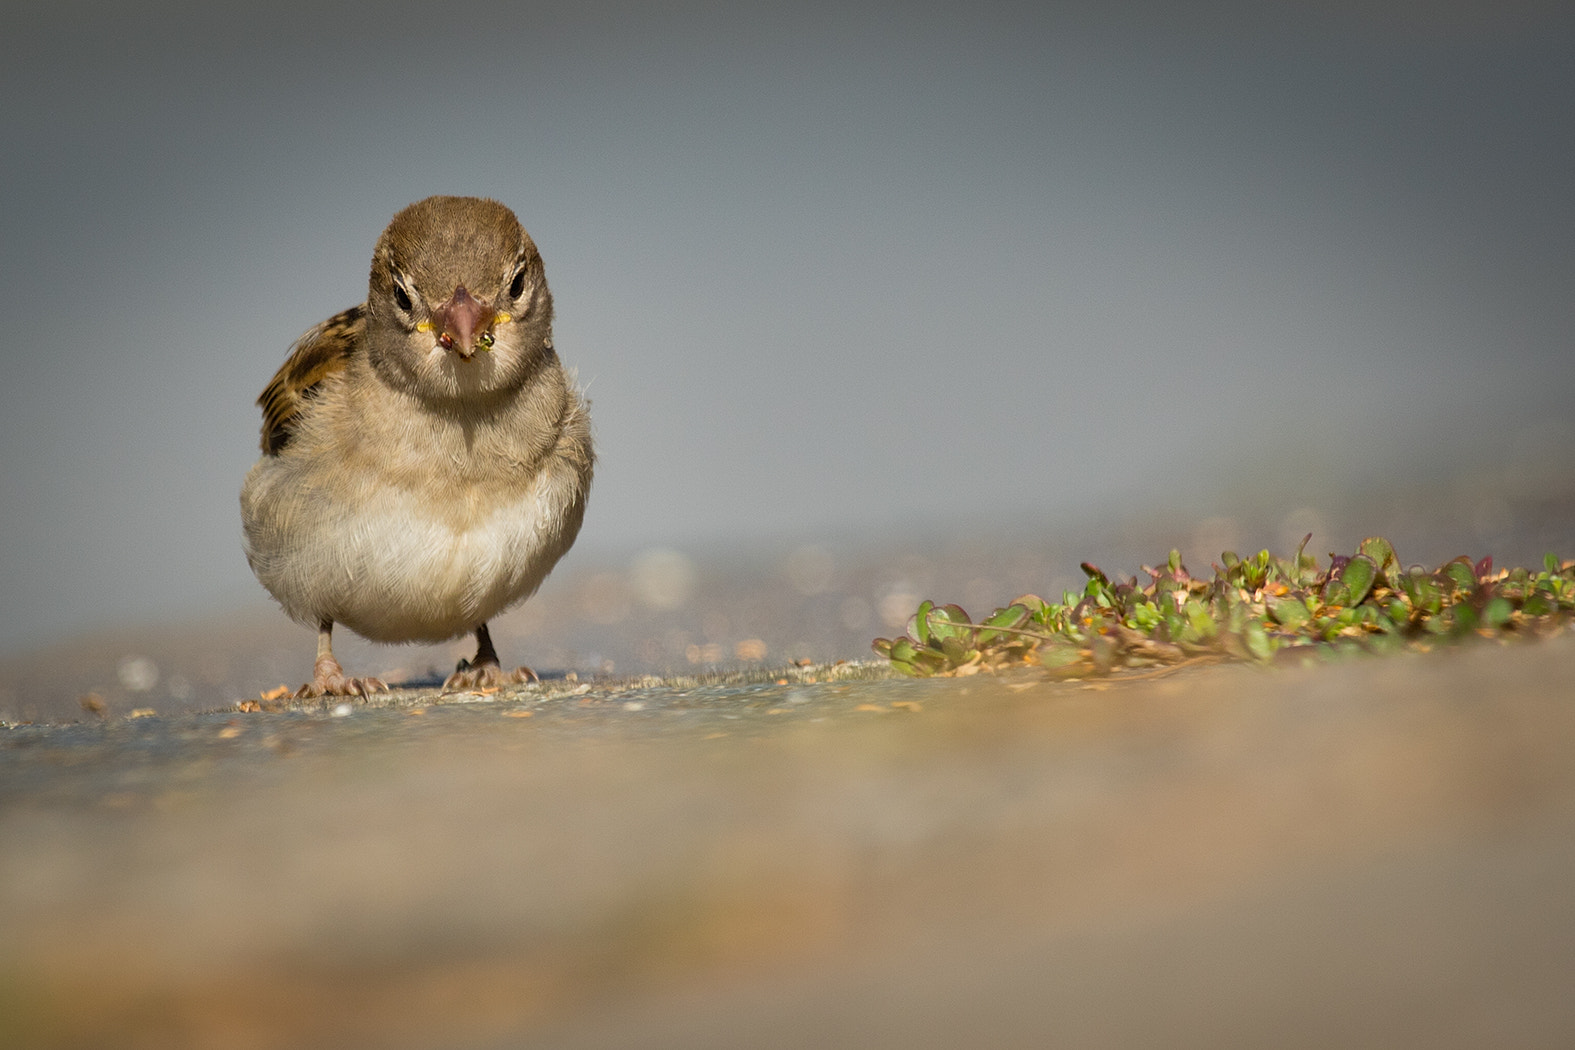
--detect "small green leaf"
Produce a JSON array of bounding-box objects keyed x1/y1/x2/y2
[
  {"x1": 909, "y1": 599, "x2": 935, "y2": 646},
  {"x1": 1038, "y1": 643, "x2": 1083, "y2": 672},
  {"x1": 1243, "y1": 620, "x2": 1273, "y2": 661},
  {"x1": 1268, "y1": 594, "x2": 1311, "y2": 628},
  {"x1": 1337, "y1": 554, "x2": 1378, "y2": 606},
  {"x1": 1358, "y1": 537, "x2": 1399, "y2": 582},
  {"x1": 1400, "y1": 572, "x2": 1442, "y2": 615},
  {"x1": 932, "y1": 636, "x2": 964, "y2": 662},
  {"x1": 1524, "y1": 592, "x2": 1556, "y2": 617},
  {"x1": 1442, "y1": 558, "x2": 1476, "y2": 592},
  {"x1": 978, "y1": 604, "x2": 1032, "y2": 644},
  {"x1": 1292, "y1": 532, "x2": 1315, "y2": 579},
  {"x1": 930, "y1": 604, "x2": 973, "y2": 644},
  {"x1": 1186, "y1": 604, "x2": 1217, "y2": 639},
  {"x1": 983, "y1": 604, "x2": 1032, "y2": 629},
  {"x1": 885, "y1": 637, "x2": 927, "y2": 676},
  {"x1": 1481, "y1": 596, "x2": 1513, "y2": 628}
]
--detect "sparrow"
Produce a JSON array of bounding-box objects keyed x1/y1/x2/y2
[{"x1": 240, "y1": 196, "x2": 593, "y2": 697}]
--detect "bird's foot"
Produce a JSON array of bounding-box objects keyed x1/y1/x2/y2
[
  {"x1": 295, "y1": 654, "x2": 389, "y2": 698},
  {"x1": 443, "y1": 660, "x2": 538, "y2": 692}
]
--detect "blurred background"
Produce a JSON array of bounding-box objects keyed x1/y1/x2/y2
[{"x1": 2, "y1": 0, "x2": 1572, "y2": 719}]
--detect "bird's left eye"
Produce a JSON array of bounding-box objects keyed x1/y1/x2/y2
[{"x1": 509, "y1": 266, "x2": 528, "y2": 301}]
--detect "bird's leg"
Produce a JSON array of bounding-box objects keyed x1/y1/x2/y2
[
  {"x1": 443, "y1": 623, "x2": 539, "y2": 691},
  {"x1": 472, "y1": 621, "x2": 503, "y2": 668},
  {"x1": 295, "y1": 620, "x2": 388, "y2": 698}
]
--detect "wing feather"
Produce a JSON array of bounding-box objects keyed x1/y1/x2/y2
[{"x1": 257, "y1": 306, "x2": 364, "y2": 455}]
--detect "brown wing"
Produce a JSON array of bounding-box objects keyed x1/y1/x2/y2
[{"x1": 257, "y1": 306, "x2": 365, "y2": 455}]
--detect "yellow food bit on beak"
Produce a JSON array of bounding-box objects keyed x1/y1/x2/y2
[
  {"x1": 493, "y1": 312, "x2": 512, "y2": 325},
  {"x1": 415, "y1": 320, "x2": 434, "y2": 332}
]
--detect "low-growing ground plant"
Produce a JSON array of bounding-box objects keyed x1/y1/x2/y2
[{"x1": 872, "y1": 537, "x2": 1575, "y2": 678}]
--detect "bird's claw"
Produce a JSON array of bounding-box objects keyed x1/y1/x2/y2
[
  {"x1": 294, "y1": 655, "x2": 389, "y2": 698},
  {"x1": 442, "y1": 661, "x2": 537, "y2": 692}
]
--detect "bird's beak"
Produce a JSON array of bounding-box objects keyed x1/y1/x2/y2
[{"x1": 432, "y1": 285, "x2": 494, "y2": 359}]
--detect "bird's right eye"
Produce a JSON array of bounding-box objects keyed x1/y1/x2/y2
[{"x1": 393, "y1": 282, "x2": 413, "y2": 313}]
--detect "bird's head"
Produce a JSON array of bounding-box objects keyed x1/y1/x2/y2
[{"x1": 365, "y1": 196, "x2": 555, "y2": 403}]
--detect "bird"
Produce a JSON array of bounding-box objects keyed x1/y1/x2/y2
[{"x1": 240, "y1": 196, "x2": 593, "y2": 697}]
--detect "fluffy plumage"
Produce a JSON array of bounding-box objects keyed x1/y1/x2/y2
[{"x1": 241, "y1": 196, "x2": 593, "y2": 696}]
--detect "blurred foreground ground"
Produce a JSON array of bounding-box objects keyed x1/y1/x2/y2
[
  {"x1": 3, "y1": 487, "x2": 1574, "y2": 1048},
  {"x1": 3, "y1": 632, "x2": 1575, "y2": 1048}
]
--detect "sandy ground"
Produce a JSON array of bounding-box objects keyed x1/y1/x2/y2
[
  {"x1": 6, "y1": 480, "x2": 1573, "y2": 725},
  {"x1": 4, "y1": 631, "x2": 1575, "y2": 1048}
]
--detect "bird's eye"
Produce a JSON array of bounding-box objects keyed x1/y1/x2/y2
[
  {"x1": 509, "y1": 266, "x2": 527, "y2": 301},
  {"x1": 389, "y1": 272, "x2": 416, "y2": 315}
]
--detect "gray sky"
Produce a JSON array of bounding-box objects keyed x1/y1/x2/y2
[{"x1": 2, "y1": 1, "x2": 1572, "y2": 655}]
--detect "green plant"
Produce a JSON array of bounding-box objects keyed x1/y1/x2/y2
[{"x1": 872, "y1": 537, "x2": 1575, "y2": 678}]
